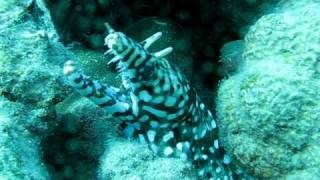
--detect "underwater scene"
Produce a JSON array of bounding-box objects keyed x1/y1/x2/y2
[{"x1": 0, "y1": 0, "x2": 320, "y2": 179}]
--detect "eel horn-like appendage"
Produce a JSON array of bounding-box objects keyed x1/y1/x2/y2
[
  {"x1": 105, "y1": 22, "x2": 115, "y2": 34},
  {"x1": 141, "y1": 32, "x2": 162, "y2": 49},
  {"x1": 153, "y1": 47, "x2": 173, "y2": 58}
]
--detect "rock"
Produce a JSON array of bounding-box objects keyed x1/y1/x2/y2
[
  {"x1": 0, "y1": 97, "x2": 49, "y2": 179},
  {"x1": 216, "y1": 0, "x2": 320, "y2": 178},
  {"x1": 0, "y1": 0, "x2": 74, "y2": 178},
  {"x1": 98, "y1": 139, "x2": 197, "y2": 180}
]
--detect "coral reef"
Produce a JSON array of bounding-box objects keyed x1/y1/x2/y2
[{"x1": 216, "y1": 0, "x2": 320, "y2": 178}]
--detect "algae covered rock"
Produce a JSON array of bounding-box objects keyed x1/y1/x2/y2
[
  {"x1": 99, "y1": 139, "x2": 197, "y2": 180},
  {"x1": 0, "y1": 0, "x2": 73, "y2": 179},
  {"x1": 0, "y1": 97, "x2": 49, "y2": 179},
  {"x1": 216, "y1": 0, "x2": 320, "y2": 178}
]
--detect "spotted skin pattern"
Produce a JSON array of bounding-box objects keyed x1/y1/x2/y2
[{"x1": 64, "y1": 24, "x2": 245, "y2": 179}]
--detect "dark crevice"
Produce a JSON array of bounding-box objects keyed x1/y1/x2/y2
[
  {"x1": 1, "y1": 91, "x2": 18, "y2": 102},
  {"x1": 41, "y1": 115, "x2": 99, "y2": 180},
  {"x1": 45, "y1": 0, "x2": 241, "y2": 88}
]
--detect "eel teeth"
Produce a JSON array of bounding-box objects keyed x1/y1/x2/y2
[
  {"x1": 108, "y1": 56, "x2": 121, "y2": 65},
  {"x1": 104, "y1": 49, "x2": 112, "y2": 56}
]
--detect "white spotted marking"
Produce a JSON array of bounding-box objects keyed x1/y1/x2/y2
[
  {"x1": 162, "y1": 131, "x2": 174, "y2": 142},
  {"x1": 139, "y1": 90, "x2": 152, "y2": 102},
  {"x1": 164, "y1": 96, "x2": 177, "y2": 107},
  {"x1": 198, "y1": 169, "x2": 205, "y2": 176},
  {"x1": 139, "y1": 115, "x2": 149, "y2": 122},
  {"x1": 130, "y1": 92, "x2": 139, "y2": 116},
  {"x1": 159, "y1": 123, "x2": 170, "y2": 129},
  {"x1": 182, "y1": 128, "x2": 188, "y2": 134},
  {"x1": 150, "y1": 144, "x2": 158, "y2": 153},
  {"x1": 199, "y1": 128, "x2": 207, "y2": 139},
  {"x1": 123, "y1": 125, "x2": 135, "y2": 138},
  {"x1": 176, "y1": 142, "x2": 183, "y2": 151},
  {"x1": 150, "y1": 121, "x2": 159, "y2": 128},
  {"x1": 223, "y1": 154, "x2": 232, "y2": 165},
  {"x1": 200, "y1": 103, "x2": 205, "y2": 110},
  {"x1": 147, "y1": 130, "x2": 156, "y2": 142},
  {"x1": 92, "y1": 95, "x2": 112, "y2": 106},
  {"x1": 216, "y1": 167, "x2": 222, "y2": 173},
  {"x1": 172, "y1": 123, "x2": 179, "y2": 128},
  {"x1": 194, "y1": 154, "x2": 200, "y2": 160},
  {"x1": 163, "y1": 79, "x2": 170, "y2": 91},
  {"x1": 154, "y1": 86, "x2": 161, "y2": 94},
  {"x1": 191, "y1": 147, "x2": 195, "y2": 152},
  {"x1": 211, "y1": 120, "x2": 217, "y2": 129},
  {"x1": 194, "y1": 135, "x2": 199, "y2": 140},
  {"x1": 178, "y1": 99, "x2": 186, "y2": 108},
  {"x1": 152, "y1": 96, "x2": 164, "y2": 103},
  {"x1": 164, "y1": 146, "x2": 174, "y2": 156},
  {"x1": 142, "y1": 106, "x2": 167, "y2": 118},
  {"x1": 138, "y1": 134, "x2": 146, "y2": 144},
  {"x1": 184, "y1": 142, "x2": 191, "y2": 151},
  {"x1": 201, "y1": 154, "x2": 208, "y2": 160},
  {"x1": 192, "y1": 127, "x2": 197, "y2": 134},
  {"x1": 180, "y1": 153, "x2": 188, "y2": 161},
  {"x1": 125, "y1": 115, "x2": 134, "y2": 121},
  {"x1": 188, "y1": 104, "x2": 194, "y2": 113},
  {"x1": 214, "y1": 139, "x2": 219, "y2": 149},
  {"x1": 132, "y1": 122, "x2": 141, "y2": 130},
  {"x1": 104, "y1": 101, "x2": 129, "y2": 114}
]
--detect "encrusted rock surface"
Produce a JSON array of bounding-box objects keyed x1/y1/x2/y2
[
  {"x1": 216, "y1": 0, "x2": 320, "y2": 178},
  {"x1": 0, "y1": 0, "x2": 75, "y2": 178},
  {"x1": 99, "y1": 139, "x2": 196, "y2": 180}
]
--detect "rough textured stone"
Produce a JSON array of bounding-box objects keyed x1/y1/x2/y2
[
  {"x1": 0, "y1": 97, "x2": 49, "y2": 179},
  {"x1": 98, "y1": 139, "x2": 197, "y2": 180},
  {"x1": 0, "y1": 0, "x2": 72, "y2": 178},
  {"x1": 216, "y1": 0, "x2": 320, "y2": 178}
]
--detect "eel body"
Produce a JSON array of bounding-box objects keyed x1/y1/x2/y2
[{"x1": 64, "y1": 23, "x2": 245, "y2": 179}]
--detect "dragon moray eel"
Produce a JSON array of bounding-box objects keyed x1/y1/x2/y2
[{"x1": 64, "y1": 23, "x2": 245, "y2": 179}]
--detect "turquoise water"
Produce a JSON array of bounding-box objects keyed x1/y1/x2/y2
[{"x1": 0, "y1": 0, "x2": 319, "y2": 179}]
